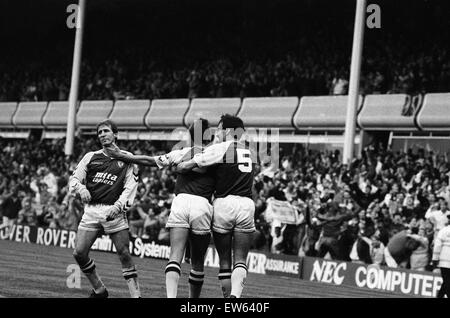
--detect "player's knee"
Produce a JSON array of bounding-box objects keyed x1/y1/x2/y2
[
  {"x1": 72, "y1": 251, "x2": 96, "y2": 274},
  {"x1": 219, "y1": 258, "x2": 232, "y2": 269},
  {"x1": 190, "y1": 259, "x2": 204, "y2": 272},
  {"x1": 116, "y1": 247, "x2": 132, "y2": 263},
  {"x1": 73, "y1": 249, "x2": 88, "y2": 264}
]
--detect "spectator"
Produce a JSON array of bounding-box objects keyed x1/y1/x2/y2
[
  {"x1": 156, "y1": 207, "x2": 170, "y2": 244},
  {"x1": 350, "y1": 218, "x2": 385, "y2": 265},
  {"x1": 432, "y1": 215, "x2": 450, "y2": 298},
  {"x1": 384, "y1": 229, "x2": 421, "y2": 268},
  {"x1": 56, "y1": 202, "x2": 80, "y2": 231},
  {"x1": 36, "y1": 165, "x2": 58, "y2": 197},
  {"x1": 348, "y1": 181, "x2": 381, "y2": 210},
  {"x1": 0, "y1": 186, "x2": 23, "y2": 230},
  {"x1": 425, "y1": 196, "x2": 450, "y2": 240},
  {"x1": 17, "y1": 196, "x2": 37, "y2": 226},
  {"x1": 408, "y1": 223, "x2": 430, "y2": 271},
  {"x1": 330, "y1": 70, "x2": 349, "y2": 95},
  {"x1": 316, "y1": 202, "x2": 356, "y2": 261}
]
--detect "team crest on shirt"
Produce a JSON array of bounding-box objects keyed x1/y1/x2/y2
[{"x1": 117, "y1": 161, "x2": 124, "y2": 168}]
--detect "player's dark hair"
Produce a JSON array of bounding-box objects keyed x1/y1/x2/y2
[
  {"x1": 96, "y1": 119, "x2": 118, "y2": 135},
  {"x1": 188, "y1": 118, "x2": 209, "y2": 144},
  {"x1": 219, "y1": 114, "x2": 245, "y2": 140}
]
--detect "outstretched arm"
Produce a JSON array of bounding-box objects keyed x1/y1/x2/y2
[
  {"x1": 105, "y1": 144, "x2": 188, "y2": 168},
  {"x1": 119, "y1": 153, "x2": 159, "y2": 166},
  {"x1": 177, "y1": 141, "x2": 232, "y2": 173},
  {"x1": 104, "y1": 145, "x2": 160, "y2": 166}
]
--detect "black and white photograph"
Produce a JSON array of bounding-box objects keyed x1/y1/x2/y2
[{"x1": 0, "y1": 0, "x2": 449, "y2": 302}]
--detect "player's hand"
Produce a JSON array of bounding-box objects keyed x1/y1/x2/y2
[
  {"x1": 104, "y1": 144, "x2": 123, "y2": 159},
  {"x1": 156, "y1": 154, "x2": 171, "y2": 166},
  {"x1": 79, "y1": 188, "x2": 91, "y2": 204},
  {"x1": 106, "y1": 205, "x2": 121, "y2": 221}
]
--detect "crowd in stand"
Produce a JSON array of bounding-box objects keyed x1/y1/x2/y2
[
  {"x1": 1, "y1": 1, "x2": 449, "y2": 103},
  {"x1": 1, "y1": 43, "x2": 449, "y2": 103},
  {"x1": 253, "y1": 143, "x2": 450, "y2": 271},
  {"x1": 1, "y1": 136, "x2": 449, "y2": 271}
]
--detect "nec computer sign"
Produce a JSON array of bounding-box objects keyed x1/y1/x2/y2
[{"x1": 302, "y1": 257, "x2": 442, "y2": 298}]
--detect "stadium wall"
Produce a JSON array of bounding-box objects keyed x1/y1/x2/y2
[
  {"x1": 2, "y1": 93, "x2": 450, "y2": 133},
  {"x1": 0, "y1": 224, "x2": 442, "y2": 298}
]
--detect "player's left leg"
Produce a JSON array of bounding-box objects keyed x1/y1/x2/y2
[
  {"x1": 229, "y1": 196, "x2": 256, "y2": 298},
  {"x1": 165, "y1": 227, "x2": 189, "y2": 298},
  {"x1": 212, "y1": 197, "x2": 235, "y2": 297},
  {"x1": 73, "y1": 228, "x2": 107, "y2": 297},
  {"x1": 213, "y1": 231, "x2": 233, "y2": 298},
  {"x1": 75, "y1": 205, "x2": 110, "y2": 297},
  {"x1": 230, "y1": 231, "x2": 253, "y2": 298},
  {"x1": 110, "y1": 229, "x2": 141, "y2": 298},
  {"x1": 187, "y1": 195, "x2": 213, "y2": 298},
  {"x1": 188, "y1": 232, "x2": 211, "y2": 298}
]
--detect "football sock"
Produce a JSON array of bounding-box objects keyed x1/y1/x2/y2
[
  {"x1": 231, "y1": 263, "x2": 247, "y2": 298},
  {"x1": 79, "y1": 258, "x2": 105, "y2": 292},
  {"x1": 218, "y1": 268, "x2": 232, "y2": 298},
  {"x1": 122, "y1": 265, "x2": 141, "y2": 298},
  {"x1": 165, "y1": 261, "x2": 181, "y2": 298},
  {"x1": 188, "y1": 269, "x2": 204, "y2": 298}
]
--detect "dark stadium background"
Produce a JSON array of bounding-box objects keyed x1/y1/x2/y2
[{"x1": 0, "y1": 0, "x2": 450, "y2": 298}]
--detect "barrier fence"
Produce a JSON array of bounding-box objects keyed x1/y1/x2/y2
[
  {"x1": 0, "y1": 224, "x2": 442, "y2": 297},
  {"x1": 2, "y1": 93, "x2": 450, "y2": 132}
]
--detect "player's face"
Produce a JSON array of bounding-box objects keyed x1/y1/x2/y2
[{"x1": 97, "y1": 124, "x2": 116, "y2": 147}]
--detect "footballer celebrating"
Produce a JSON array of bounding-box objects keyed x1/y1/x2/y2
[
  {"x1": 177, "y1": 114, "x2": 256, "y2": 298},
  {"x1": 69, "y1": 119, "x2": 140, "y2": 298}
]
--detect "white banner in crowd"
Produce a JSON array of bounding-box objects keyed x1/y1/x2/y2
[{"x1": 264, "y1": 198, "x2": 299, "y2": 225}]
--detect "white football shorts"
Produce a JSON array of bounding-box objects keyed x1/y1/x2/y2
[
  {"x1": 166, "y1": 193, "x2": 213, "y2": 235},
  {"x1": 212, "y1": 195, "x2": 255, "y2": 234},
  {"x1": 78, "y1": 204, "x2": 129, "y2": 234}
]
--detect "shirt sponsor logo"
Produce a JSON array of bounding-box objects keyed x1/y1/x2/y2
[{"x1": 92, "y1": 172, "x2": 118, "y2": 185}]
